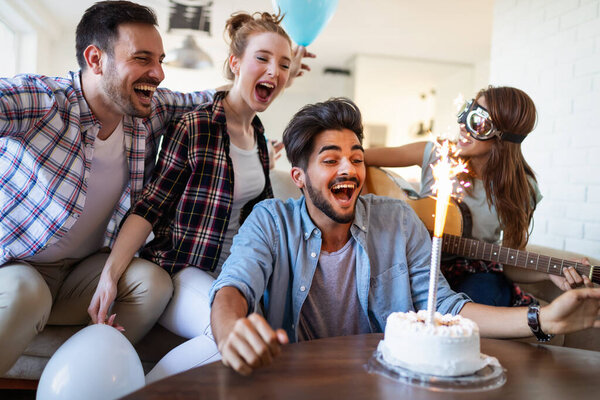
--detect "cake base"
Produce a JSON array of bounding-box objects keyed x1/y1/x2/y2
[{"x1": 367, "y1": 343, "x2": 506, "y2": 392}]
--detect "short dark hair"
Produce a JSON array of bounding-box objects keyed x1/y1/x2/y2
[
  {"x1": 76, "y1": 1, "x2": 158, "y2": 70},
  {"x1": 283, "y1": 98, "x2": 364, "y2": 170}
]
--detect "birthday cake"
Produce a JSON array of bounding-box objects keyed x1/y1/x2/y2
[{"x1": 378, "y1": 310, "x2": 485, "y2": 377}]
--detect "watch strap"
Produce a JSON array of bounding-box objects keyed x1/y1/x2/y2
[{"x1": 527, "y1": 304, "x2": 554, "y2": 342}]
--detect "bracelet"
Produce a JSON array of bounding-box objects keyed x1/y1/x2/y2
[{"x1": 527, "y1": 304, "x2": 554, "y2": 342}]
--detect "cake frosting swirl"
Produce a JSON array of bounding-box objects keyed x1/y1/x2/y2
[{"x1": 379, "y1": 310, "x2": 485, "y2": 377}]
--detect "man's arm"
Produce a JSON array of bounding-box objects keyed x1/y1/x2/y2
[
  {"x1": 460, "y1": 288, "x2": 600, "y2": 338},
  {"x1": 211, "y1": 287, "x2": 288, "y2": 376},
  {"x1": 149, "y1": 88, "x2": 215, "y2": 133},
  {"x1": 208, "y1": 202, "x2": 290, "y2": 375}
]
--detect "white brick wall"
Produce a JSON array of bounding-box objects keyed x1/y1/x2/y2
[{"x1": 490, "y1": 0, "x2": 600, "y2": 259}]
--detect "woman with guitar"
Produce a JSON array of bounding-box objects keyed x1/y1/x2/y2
[{"x1": 365, "y1": 86, "x2": 592, "y2": 307}]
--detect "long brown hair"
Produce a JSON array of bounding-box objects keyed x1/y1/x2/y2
[
  {"x1": 459, "y1": 86, "x2": 538, "y2": 249},
  {"x1": 223, "y1": 11, "x2": 291, "y2": 80}
]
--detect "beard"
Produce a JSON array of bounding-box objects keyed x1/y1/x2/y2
[
  {"x1": 304, "y1": 174, "x2": 356, "y2": 224},
  {"x1": 101, "y1": 59, "x2": 151, "y2": 118}
]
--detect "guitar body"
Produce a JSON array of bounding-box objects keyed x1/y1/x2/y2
[
  {"x1": 364, "y1": 166, "x2": 465, "y2": 236},
  {"x1": 405, "y1": 196, "x2": 464, "y2": 238}
]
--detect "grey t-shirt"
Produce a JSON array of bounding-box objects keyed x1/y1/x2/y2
[
  {"x1": 420, "y1": 141, "x2": 542, "y2": 244},
  {"x1": 298, "y1": 237, "x2": 371, "y2": 341}
]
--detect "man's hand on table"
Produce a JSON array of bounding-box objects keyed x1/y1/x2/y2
[
  {"x1": 218, "y1": 313, "x2": 289, "y2": 376},
  {"x1": 541, "y1": 287, "x2": 600, "y2": 334}
]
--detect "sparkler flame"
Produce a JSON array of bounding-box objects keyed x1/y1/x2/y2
[
  {"x1": 426, "y1": 140, "x2": 468, "y2": 325},
  {"x1": 430, "y1": 141, "x2": 467, "y2": 237}
]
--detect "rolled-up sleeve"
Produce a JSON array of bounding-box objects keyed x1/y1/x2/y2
[{"x1": 209, "y1": 203, "x2": 280, "y2": 313}]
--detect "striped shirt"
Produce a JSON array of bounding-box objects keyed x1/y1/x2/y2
[
  {"x1": 133, "y1": 91, "x2": 273, "y2": 274},
  {"x1": 0, "y1": 71, "x2": 213, "y2": 265}
]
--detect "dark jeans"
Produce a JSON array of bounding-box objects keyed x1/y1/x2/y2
[{"x1": 457, "y1": 272, "x2": 512, "y2": 307}]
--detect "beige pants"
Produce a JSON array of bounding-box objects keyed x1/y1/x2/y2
[{"x1": 0, "y1": 251, "x2": 173, "y2": 375}]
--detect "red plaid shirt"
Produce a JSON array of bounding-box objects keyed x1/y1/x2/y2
[{"x1": 132, "y1": 91, "x2": 273, "y2": 274}]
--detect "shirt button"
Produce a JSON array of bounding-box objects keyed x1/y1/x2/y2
[
  {"x1": 304, "y1": 232, "x2": 309, "y2": 239},
  {"x1": 310, "y1": 252, "x2": 316, "y2": 258},
  {"x1": 300, "y1": 286, "x2": 306, "y2": 292}
]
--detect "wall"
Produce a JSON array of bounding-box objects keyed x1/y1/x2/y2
[
  {"x1": 351, "y1": 55, "x2": 484, "y2": 183},
  {"x1": 490, "y1": 0, "x2": 600, "y2": 258},
  {"x1": 1, "y1": 0, "x2": 65, "y2": 74}
]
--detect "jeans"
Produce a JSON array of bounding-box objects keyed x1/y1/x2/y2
[
  {"x1": 457, "y1": 272, "x2": 512, "y2": 307},
  {"x1": 145, "y1": 267, "x2": 221, "y2": 384}
]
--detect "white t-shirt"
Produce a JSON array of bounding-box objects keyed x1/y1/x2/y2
[
  {"x1": 211, "y1": 141, "x2": 265, "y2": 276},
  {"x1": 28, "y1": 122, "x2": 129, "y2": 262}
]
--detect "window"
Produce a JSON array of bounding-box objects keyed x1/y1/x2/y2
[{"x1": 0, "y1": 19, "x2": 17, "y2": 77}]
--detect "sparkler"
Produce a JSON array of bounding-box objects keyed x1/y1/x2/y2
[{"x1": 426, "y1": 140, "x2": 467, "y2": 325}]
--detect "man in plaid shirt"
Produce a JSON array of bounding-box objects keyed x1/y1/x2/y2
[{"x1": 0, "y1": 1, "x2": 217, "y2": 375}]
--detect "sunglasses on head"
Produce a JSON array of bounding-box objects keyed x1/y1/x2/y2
[{"x1": 456, "y1": 99, "x2": 525, "y2": 144}]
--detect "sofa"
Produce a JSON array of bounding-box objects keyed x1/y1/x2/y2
[{"x1": 2, "y1": 167, "x2": 598, "y2": 389}]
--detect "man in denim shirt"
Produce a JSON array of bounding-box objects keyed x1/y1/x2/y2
[{"x1": 210, "y1": 98, "x2": 600, "y2": 376}]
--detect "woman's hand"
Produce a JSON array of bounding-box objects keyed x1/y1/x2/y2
[
  {"x1": 549, "y1": 258, "x2": 594, "y2": 291},
  {"x1": 88, "y1": 272, "x2": 123, "y2": 330},
  {"x1": 286, "y1": 46, "x2": 316, "y2": 88},
  {"x1": 268, "y1": 139, "x2": 284, "y2": 169}
]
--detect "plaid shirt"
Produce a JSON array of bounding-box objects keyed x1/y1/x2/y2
[
  {"x1": 0, "y1": 71, "x2": 213, "y2": 265},
  {"x1": 133, "y1": 91, "x2": 273, "y2": 274}
]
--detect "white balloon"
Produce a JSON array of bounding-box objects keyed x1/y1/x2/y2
[{"x1": 37, "y1": 324, "x2": 145, "y2": 400}]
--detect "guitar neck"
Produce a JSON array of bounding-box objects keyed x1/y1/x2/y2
[{"x1": 441, "y1": 234, "x2": 600, "y2": 284}]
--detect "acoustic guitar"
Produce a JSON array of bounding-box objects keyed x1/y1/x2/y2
[{"x1": 365, "y1": 167, "x2": 600, "y2": 284}]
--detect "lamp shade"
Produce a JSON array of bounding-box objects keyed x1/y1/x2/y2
[{"x1": 165, "y1": 35, "x2": 213, "y2": 69}]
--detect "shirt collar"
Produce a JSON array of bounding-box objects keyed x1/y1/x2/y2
[
  {"x1": 352, "y1": 197, "x2": 369, "y2": 234},
  {"x1": 70, "y1": 70, "x2": 101, "y2": 132}
]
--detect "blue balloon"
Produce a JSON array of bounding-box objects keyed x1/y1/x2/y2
[{"x1": 273, "y1": 0, "x2": 339, "y2": 46}]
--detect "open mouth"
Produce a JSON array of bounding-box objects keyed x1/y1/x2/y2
[
  {"x1": 133, "y1": 83, "x2": 157, "y2": 105},
  {"x1": 255, "y1": 81, "x2": 275, "y2": 103},
  {"x1": 458, "y1": 134, "x2": 472, "y2": 146},
  {"x1": 330, "y1": 182, "x2": 357, "y2": 204}
]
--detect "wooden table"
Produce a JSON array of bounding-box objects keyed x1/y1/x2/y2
[{"x1": 123, "y1": 334, "x2": 600, "y2": 400}]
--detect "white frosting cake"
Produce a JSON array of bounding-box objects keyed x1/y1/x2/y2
[{"x1": 379, "y1": 310, "x2": 485, "y2": 377}]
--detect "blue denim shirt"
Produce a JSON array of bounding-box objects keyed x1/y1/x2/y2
[{"x1": 209, "y1": 194, "x2": 471, "y2": 342}]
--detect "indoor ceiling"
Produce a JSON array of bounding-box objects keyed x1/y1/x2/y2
[{"x1": 32, "y1": 0, "x2": 494, "y2": 72}]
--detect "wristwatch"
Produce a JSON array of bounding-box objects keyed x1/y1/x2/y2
[{"x1": 527, "y1": 304, "x2": 554, "y2": 342}]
